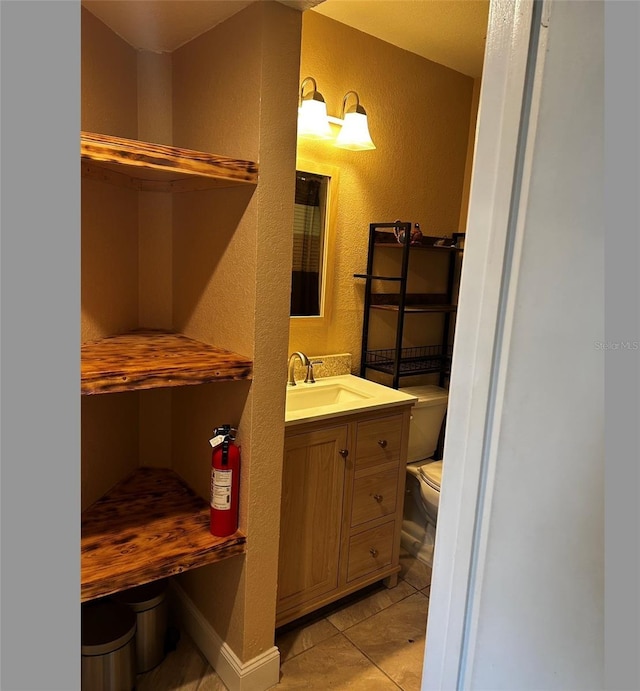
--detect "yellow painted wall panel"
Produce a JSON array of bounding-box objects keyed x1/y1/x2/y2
[{"x1": 291, "y1": 12, "x2": 474, "y2": 369}]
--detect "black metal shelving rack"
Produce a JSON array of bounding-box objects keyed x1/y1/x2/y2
[{"x1": 355, "y1": 221, "x2": 464, "y2": 390}]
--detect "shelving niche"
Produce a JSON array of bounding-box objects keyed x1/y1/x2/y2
[{"x1": 81, "y1": 131, "x2": 257, "y2": 602}]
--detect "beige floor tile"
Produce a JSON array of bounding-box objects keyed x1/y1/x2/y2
[
  {"x1": 326, "y1": 580, "x2": 417, "y2": 632},
  {"x1": 343, "y1": 592, "x2": 429, "y2": 691},
  {"x1": 276, "y1": 617, "x2": 340, "y2": 663},
  {"x1": 399, "y1": 550, "x2": 432, "y2": 591},
  {"x1": 195, "y1": 668, "x2": 229, "y2": 691},
  {"x1": 137, "y1": 631, "x2": 225, "y2": 691},
  {"x1": 274, "y1": 632, "x2": 400, "y2": 689}
]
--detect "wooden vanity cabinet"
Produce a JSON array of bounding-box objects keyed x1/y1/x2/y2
[
  {"x1": 276, "y1": 405, "x2": 412, "y2": 627},
  {"x1": 277, "y1": 425, "x2": 348, "y2": 613}
]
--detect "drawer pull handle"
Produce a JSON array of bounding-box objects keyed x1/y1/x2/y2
[
  {"x1": 373, "y1": 494, "x2": 383, "y2": 503},
  {"x1": 339, "y1": 449, "x2": 349, "y2": 458},
  {"x1": 378, "y1": 439, "x2": 388, "y2": 449},
  {"x1": 369, "y1": 548, "x2": 379, "y2": 558}
]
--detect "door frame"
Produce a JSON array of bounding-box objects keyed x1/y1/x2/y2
[{"x1": 421, "y1": 0, "x2": 550, "y2": 688}]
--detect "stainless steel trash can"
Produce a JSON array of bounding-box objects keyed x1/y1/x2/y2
[
  {"x1": 82, "y1": 600, "x2": 137, "y2": 691},
  {"x1": 114, "y1": 579, "x2": 168, "y2": 673}
]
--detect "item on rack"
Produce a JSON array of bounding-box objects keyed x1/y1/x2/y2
[
  {"x1": 209, "y1": 425, "x2": 241, "y2": 537},
  {"x1": 394, "y1": 221, "x2": 423, "y2": 245},
  {"x1": 393, "y1": 219, "x2": 404, "y2": 244}
]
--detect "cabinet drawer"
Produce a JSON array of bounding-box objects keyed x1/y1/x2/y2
[
  {"x1": 347, "y1": 521, "x2": 395, "y2": 582},
  {"x1": 355, "y1": 415, "x2": 403, "y2": 469},
  {"x1": 351, "y1": 467, "x2": 398, "y2": 527}
]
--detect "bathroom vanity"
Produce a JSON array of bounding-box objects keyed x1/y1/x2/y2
[{"x1": 277, "y1": 375, "x2": 416, "y2": 626}]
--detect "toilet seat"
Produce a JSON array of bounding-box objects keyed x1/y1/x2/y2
[
  {"x1": 418, "y1": 461, "x2": 442, "y2": 492},
  {"x1": 402, "y1": 459, "x2": 442, "y2": 563}
]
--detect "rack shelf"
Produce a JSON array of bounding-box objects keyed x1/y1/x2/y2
[
  {"x1": 81, "y1": 467, "x2": 246, "y2": 602},
  {"x1": 358, "y1": 222, "x2": 464, "y2": 389},
  {"x1": 374, "y1": 241, "x2": 462, "y2": 252},
  {"x1": 369, "y1": 293, "x2": 457, "y2": 313},
  {"x1": 81, "y1": 131, "x2": 258, "y2": 192},
  {"x1": 371, "y1": 228, "x2": 463, "y2": 252},
  {"x1": 363, "y1": 345, "x2": 452, "y2": 377},
  {"x1": 353, "y1": 274, "x2": 403, "y2": 282},
  {"x1": 81, "y1": 329, "x2": 253, "y2": 395},
  {"x1": 370, "y1": 304, "x2": 457, "y2": 313}
]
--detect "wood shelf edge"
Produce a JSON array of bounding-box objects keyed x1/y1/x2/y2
[
  {"x1": 81, "y1": 467, "x2": 247, "y2": 602},
  {"x1": 81, "y1": 329, "x2": 253, "y2": 395},
  {"x1": 81, "y1": 131, "x2": 258, "y2": 187}
]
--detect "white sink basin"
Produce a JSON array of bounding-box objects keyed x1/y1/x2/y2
[
  {"x1": 286, "y1": 381, "x2": 372, "y2": 413},
  {"x1": 285, "y1": 374, "x2": 417, "y2": 425}
]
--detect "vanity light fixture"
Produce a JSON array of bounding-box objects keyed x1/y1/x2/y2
[
  {"x1": 297, "y1": 78, "x2": 376, "y2": 150},
  {"x1": 334, "y1": 91, "x2": 376, "y2": 151},
  {"x1": 297, "y1": 77, "x2": 332, "y2": 140}
]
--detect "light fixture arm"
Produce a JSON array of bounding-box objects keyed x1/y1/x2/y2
[
  {"x1": 300, "y1": 76, "x2": 325, "y2": 106},
  {"x1": 341, "y1": 90, "x2": 367, "y2": 117}
]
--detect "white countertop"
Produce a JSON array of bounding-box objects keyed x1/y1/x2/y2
[{"x1": 285, "y1": 374, "x2": 417, "y2": 427}]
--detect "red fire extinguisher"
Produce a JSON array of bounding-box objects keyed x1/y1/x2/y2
[{"x1": 209, "y1": 425, "x2": 240, "y2": 537}]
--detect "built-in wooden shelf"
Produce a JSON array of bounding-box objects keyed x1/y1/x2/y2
[
  {"x1": 81, "y1": 329, "x2": 253, "y2": 395},
  {"x1": 81, "y1": 131, "x2": 258, "y2": 192},
  {"x1": 81, "y1": 467, "x2": 246, "y2": 602}
]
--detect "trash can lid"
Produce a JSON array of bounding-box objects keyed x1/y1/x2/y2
[
  {"x1": 113, "y1": 578, "x2": 167, "y2": 612},
  {"x1": 82, "y1": 600, "x2": 136, "y2": 656}
]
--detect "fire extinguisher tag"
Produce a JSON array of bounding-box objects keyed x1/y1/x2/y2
[
  {"x1": 211, "y1": 468, "x2": 233, "y2": 511},
  {"x1": 209, "y1": 434, "x2": 225, "y2": 449}
]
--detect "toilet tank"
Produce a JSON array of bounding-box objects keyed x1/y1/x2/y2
[{"x1": 400, "y1": 385, "x2": 449, "y2": 463}]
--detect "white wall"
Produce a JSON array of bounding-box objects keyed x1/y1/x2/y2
[{"x1": 424, "y1": 1, "x2": 604, "y2": 689}]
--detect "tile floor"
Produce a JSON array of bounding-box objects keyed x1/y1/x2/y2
[{"x1": 138, "y1": 549, "x2": 432, "y2": 690}]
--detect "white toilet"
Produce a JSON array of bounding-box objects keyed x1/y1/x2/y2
[{"x1": 400, "y1": 384, "x2": 449, "y2": 567}]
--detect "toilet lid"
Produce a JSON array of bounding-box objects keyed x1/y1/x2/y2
[{"x1": 419, "y1": 461, "x2": 443, "y2": 491}]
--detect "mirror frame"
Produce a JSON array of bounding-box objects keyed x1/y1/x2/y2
[{"x1": 291, "y1": 158, "x2": 339, "y2": 323}]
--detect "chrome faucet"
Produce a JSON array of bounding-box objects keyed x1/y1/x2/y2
[
  {"x1": 304, "y1": 359, "x2": 324, "y2": 384},
  {"x1": 287, "y1": 351, "x2": 311, "y2": 386}
]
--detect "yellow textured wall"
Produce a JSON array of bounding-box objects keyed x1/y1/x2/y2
[
  {"x1": 137, "y1": 52, "x2": 174, "y2": 469},
  {"x1": 81, "y1": 6, "x2": 138, "y2": 344},
  {"x1": 81, "y1": 6, "x2": 140, "y2": 509},
  {"x1": 290, "y1": 12, "x2": 474, "y2": 369},
  {"x1": 170, "y1": 1, "x2": 301, "y2": 660},
  {"x1": 80, "y1": 6, "x2": 137, "y2": 140}
]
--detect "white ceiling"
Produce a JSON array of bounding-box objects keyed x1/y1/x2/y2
[
  {"x1": 312, "y1": 1, "x2": 489, "y2": 78},
  {"x1": 82, "y1": 1, "x2": 254, "y2": 53},
  {"x1": 82, "y1": 0, "x2": 488, "y2": 78}
]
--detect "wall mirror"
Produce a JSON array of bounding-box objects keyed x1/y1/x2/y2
[{"x1": 290, "y1": 160, "x2": 338, "y2": 318}]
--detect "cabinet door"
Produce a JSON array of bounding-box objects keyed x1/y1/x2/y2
[{"x1": 277, "y1": 425, "x2": 348, "y2": 612}]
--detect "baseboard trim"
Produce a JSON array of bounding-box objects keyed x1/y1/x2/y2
[{"x1": 170, "y1": 581, "x2": 281, "y2": 691}]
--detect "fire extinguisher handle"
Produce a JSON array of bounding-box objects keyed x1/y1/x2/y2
[{"x1": 213, "y1": 425, "x2": 238, "y2": 442}]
